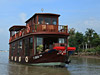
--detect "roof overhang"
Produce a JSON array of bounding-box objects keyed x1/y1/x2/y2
[
  {"x1": 25, "y1": 13, "x2": 60, "y2": 23},
  {"x1": 9, "y1": 25, "x2": 26, "y2": 31}
]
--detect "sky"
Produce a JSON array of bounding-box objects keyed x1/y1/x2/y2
[{"x1": 0, "y1": 0, "x2": 100, "y2": 50}]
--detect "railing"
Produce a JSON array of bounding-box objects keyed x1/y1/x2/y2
[
  {"x1": 58, "y1": 25, "x2": 68, "y2": 33},
  {"x1": 10, "y1": 28, "x2": 28, "y2": 42},
  {"x1": 31, "y1": 24, "x2": 68, "y2": 33},
  {"x1": 9, "y1": 25, "x2": 68, "y2": 42}
]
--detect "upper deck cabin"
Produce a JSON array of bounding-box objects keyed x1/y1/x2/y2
[{"x1": 9, "y1": 13, "x2": 69, "y2": 43}]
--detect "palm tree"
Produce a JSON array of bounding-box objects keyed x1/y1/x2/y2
[{"x1": 85, "y1": 28, "x2": 95, "y2": 48}]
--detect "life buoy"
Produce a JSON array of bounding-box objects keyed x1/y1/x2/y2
[
  {"x1": 27, "y1": 25, "x2": 30, "y2": 33},
  {"x1": 15, "y1": 56, "x2": 17, "y2": 61},
  {"x1": 25, "y1": 56, "x2": 28, "y2": 62},
  {"x1": 19, "y1": 31, "x2": 22, "y2": 37},
  {"x1": 11, "y1": 56, "x2": 13, "y2": 60},
  {"x1": 19, "y1": 56, "x2": 21, "y2": 62}
]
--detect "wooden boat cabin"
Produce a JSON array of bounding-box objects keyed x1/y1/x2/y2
[{"x1": 9, "y1": 13, "x2": 71, "y2": 66}]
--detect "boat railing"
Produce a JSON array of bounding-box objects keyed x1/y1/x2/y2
[
  {"x1": 31, "y1": 24, "x2": 68, "y2": 33},
  {"x1": 10, "y1": 25, "x2": 68, "y2": 42}
]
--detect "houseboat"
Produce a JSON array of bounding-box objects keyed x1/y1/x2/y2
[{"x1": 9, "y1": 13, "x2": 75, "y2": 67}]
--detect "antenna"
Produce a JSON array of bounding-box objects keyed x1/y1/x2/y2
[{"x1": 41, "y1": 8, "x2": 44, "y2": 12}]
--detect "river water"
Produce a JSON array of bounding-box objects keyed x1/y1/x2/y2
[{"x1": 0, "y1": 52, "x2": 100, "y2": 75}]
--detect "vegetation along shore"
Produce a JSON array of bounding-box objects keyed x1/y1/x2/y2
[{"x1": 69, "y1": 28, "x2": 100, "y2": 58}]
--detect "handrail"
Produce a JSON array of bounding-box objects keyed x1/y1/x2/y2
[
  {"x1": 32, "y1": 24, "x2": 68, "y2": 33},
  {"x1": 9, "y1": 24, "x2": 68, "y2": 42}
]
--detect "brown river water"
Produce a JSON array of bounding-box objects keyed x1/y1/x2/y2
[{"x1": 0, "y1": 52, "x2": 100, "y2": 75}]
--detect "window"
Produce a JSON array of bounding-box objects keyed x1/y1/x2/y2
[
  {"x1": 17, "y1": 40, "x2": 22, "y2": 56},
  {"x1": 36, "y1": 37, "x2": 43, "y2": 53},
  {"x1": 12, "y1": 43, "x2": 15, "y2": 50},
  {"x1": 52, "y1": 18, "x2": 57, "y2": 25},
  {"x1": 17, "y1": 41, "x2": 20, "y2": 56},
  {"x1": 24, "y1": 39, "x2": 28, "y2": 56},
  {"x1": 37, "y1": 37, "x2": 43, "y2": 46},
  {"x1": 45, "y1": 17, "x2": 51, "y2": 25},
  {"x1": 38, "y1": 17, "x2": 44, "y2": 24},
  {"x1": 29, "y1": 37, "x2": 33, "y2": 56},
  {"x1": 18, "y1": 40, "x2": 22, "y2": 49},
  {"x1": 11, "y1": 43, "x2": 15, "y2": 55},
  {"x1": 29, "y1": 37, "x2": 33, "y2": 49},
  {"x1": 59, "y1": 38, "x2": 65, "y2": 43}
]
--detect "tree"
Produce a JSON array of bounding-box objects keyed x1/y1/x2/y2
[
  {"x1": 68, "y1": 28, "x2": 84, "y2": 52},
  {"x1": 91, "y1": 33, "x2": 100, "y2": 47},
  {"x1": 68, "y1": 28, "x2": 76, "y2": 47},
  {"x1": 85, "y1": 28, "x2": 95, "y2": 48},
  {"x1": 75, "y1": 32, "x2": 84, "y2": 52},
  {"x1": 92, "y1": 38, "x2": 100, "y2": 47},
  {"x1": 93, "y1": 32, "x2": 99, "y2": 39}
]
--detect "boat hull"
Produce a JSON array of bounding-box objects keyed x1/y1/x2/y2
[
  {"x1": 9, "y1": 50, "x2": 69, "y2": 67},
  {"x1": 30, "y1": 62, "x2": 66, "y2": 67}
]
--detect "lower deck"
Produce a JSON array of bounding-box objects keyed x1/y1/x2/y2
[{"x1": 9, "y1": 34, "x2": 68, "y2": 58}]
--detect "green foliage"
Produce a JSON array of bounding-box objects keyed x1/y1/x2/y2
[
  {"x1": 75, "y1": 32, "x2": 83, "y2": 45},
  {"x1": 92, "y1": 38, "x2": 100, "y2": 47},
  {"x1": 85, "y1": 46, "x2": 100, "y2": 54},
  {"x1": 37, "y1": 45, "x2": 43, "y2": 52},
  {"x1": 78, "y1": 49, "x2": 83, "y2": 52},
  {"x1": 85, "y1": 28, "x2": 95, "y2": 44},
  {"x1": 68, "y1": 28, "x2": 100, "y2": 55},
  {"x1": 68, "y1": 29, "x2": 84, "y2": 52},
  {"x1": 85, "y1": 48, "x2": 96, "y2": 53},
  {"x1": 95, "y1": 46, "x2": 100, "y2": 54}
]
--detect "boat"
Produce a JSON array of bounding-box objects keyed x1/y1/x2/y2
[{"x1": 9, "y1": 13, "x2": 76, "y2": 67}]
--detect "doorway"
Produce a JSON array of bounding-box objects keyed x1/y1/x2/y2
[{"x1": 43, "y1": 37, "x2": 58, "y2": 50}]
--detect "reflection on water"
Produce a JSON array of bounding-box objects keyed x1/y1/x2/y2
[
  {"x1": 0, "y1": 52, "x2": 100, "y2": 75},
  {"x1": 8, "y1": 62, "x2": 70, "y2": 75}
]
